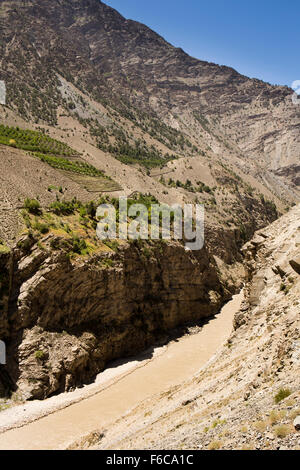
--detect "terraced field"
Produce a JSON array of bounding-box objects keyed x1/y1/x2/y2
[
  {"x1": 59, "y1": 171, "x2": 122, "y2": 192},
  {"x1": 0, "y1": 125, "x2": 122, "y2": 193},
  {"x1": 0, "y1": 125, "x2": 77, "y2": 156}
]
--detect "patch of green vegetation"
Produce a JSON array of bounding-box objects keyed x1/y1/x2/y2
[
  {"x1": 0, "y1": 240, "x2": 10, "y2": 255},
  {"x1": 0, "y1": 125, "x2": 76, "y2": 156},
  {"x1": 37, "y1": 241, "x2": 46, "y2": 251},
  {"x1": 24, "y1": 198, "x2": 41, "y2": 215},
  {"x1": 108, "y1": 100, "x2": 194, "y2": 154},
  {"x1": 274, "y1": 388, "x2": 291, "y2": 404},
  {"x1": 259, "y1": 194, "x2": 278, "y2": 217},
  {"x1": 101, "y1": 258, "x2": 115, "y2": 268},
  {"x1": 62, "y1": 223, "x2": 72, "y2": 234},
  {"x1": 21, "y1": 211, "x2": 32, "y2": 229},
  {"x1": 279, "y1": 281, "x2": 292, "y2": 295},
  {"x1": 161, "y1": 177, "x2": 213, "y2": 194},
  {"x1": 1, "y1": 124, "x2": 119, "y2": 191},
  {"x1": 33, "y1": 152, "x2": 108, "y2": 178},
  {"x1": 193, "y1": 112, "x2": 210, "y2": 131},
  {"x1": 61, "y1": 172, "x2": 122, "y2": 192},
  {"x1": 35, "y1": 350, "x2": 46, "y2": 360},
  {"x1": 103, "y1": 240, "x2": 119, "y2": 252},
  {"x1": 96, "y1": 123, "x2": 177, "y2": 169},
  {"x1": 127, "y1": 193, "x2": 159, "y2": 209},
  {"x1": 49, "y1": 200, "x2": 77, "y2": 216},
  {"x1": 69, "y1": 235, "x2": 89, "y2": 256},
  {"x1": 32, "y1": 220, "x2": 50, "y2": 235},
  {"x1": 6, "y1": 67, "x2": 59, "y2": 125},
  {"x1": 48, "y1": 185, "x2": 63, "y2": 193},
  {"x1": 19, "y1": 194, "x2": 178, "y2": 263},
  {"x1": 108, "y1": 140, "x2": 174, "y2": 169}
]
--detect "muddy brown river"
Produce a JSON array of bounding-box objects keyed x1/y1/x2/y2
[{"x1": 0, "y1": 292, "x2": 243, "y2": 450}]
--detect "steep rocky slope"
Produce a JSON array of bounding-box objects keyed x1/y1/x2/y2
[
  {"x1": 0, "y1": 123, "x2": 280, "y2": 401},
  {"x1": 0, "y1": 0, "x2": 299, "y2": 205},
  {"x1": 80, "y1": 205, "x2": 300, "y2": 450},
  {"x1": 0, "y1": 123, "x2": 281, "y2": 264},
  {"x1": 0, "y1": 0, "x2": 297, "y2": 265}
]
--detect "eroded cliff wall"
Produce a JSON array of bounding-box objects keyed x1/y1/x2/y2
[{"x1": 0, "y1": 233, "x2": 234, "y2": 399}]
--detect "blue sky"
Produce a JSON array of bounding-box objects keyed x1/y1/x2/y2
[{"x1": 104, "y1": 0, "x2": 299, "y2": 87}]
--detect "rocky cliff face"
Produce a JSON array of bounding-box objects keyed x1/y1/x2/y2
[
  {"x1": 88, "y1": 205, "x2": 300, "y2": 450},
  {"x1": 0, "y1": 232, "x2": 235, "y2": 400}
]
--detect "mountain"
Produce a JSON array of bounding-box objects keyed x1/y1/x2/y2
[
  {"x1": 0, "y1": 0, "x2": 299, "y2": 204},
  {"x1": 0, "y1": 0, "x2": 298, "y2": 265},
  {"x1": 0, "y1": 0, "x2": 299, "y2": 445}
]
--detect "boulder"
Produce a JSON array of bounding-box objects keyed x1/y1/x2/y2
[
  {"x1": 294, "y1": 416, "x2": 300, "y2": 431},
  {"x1": 250, "y1": 235, "x2": 266, "y2": 248}
]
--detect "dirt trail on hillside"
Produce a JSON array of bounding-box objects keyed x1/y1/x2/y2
[{"x1": 0, "y1": 292, "x2": 243, "y2": 450}]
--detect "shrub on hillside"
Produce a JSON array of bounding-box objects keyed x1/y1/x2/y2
[
  {"x1": 33, "y1": 220, "x2": 49, "y2": 234},
  {"x1": 24, "y1": 198, "x2": 41, "y2": 215},
  {"x1": 274, "y1": 388, "x2": 291, "y2": 404},
  {"x1": 49, "y1": 200, "x2": 75, "y2": 216},
  {"x1": 70, "y1": 235, "x2": 88, "y2": 255}
]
